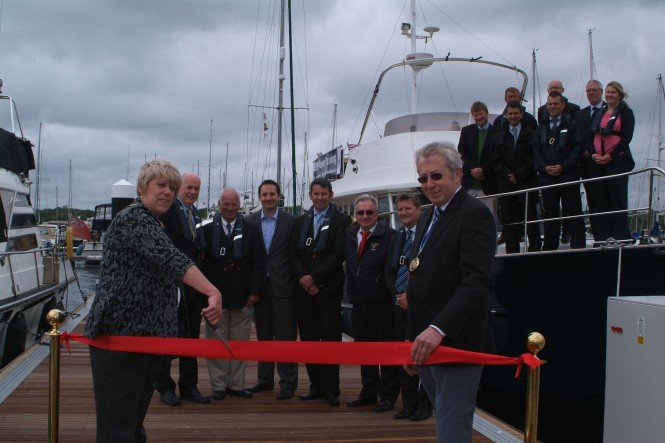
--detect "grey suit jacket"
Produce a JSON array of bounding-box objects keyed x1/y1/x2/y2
[{"x1": 246, "y1": 209, "x2": 296, "y2": 299}]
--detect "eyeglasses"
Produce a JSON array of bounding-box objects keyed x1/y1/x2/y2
[
  {"x1": 417, "y1": 172, "x2": 444, "y2": 184},
  {"x1": 355, "y1": 210, "x2": 375, "y2": 216}
]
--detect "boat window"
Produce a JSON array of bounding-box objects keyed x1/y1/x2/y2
[
  {"x1": 0, "y1": 193, "x2": 6, "y2": 243},
  {"x1": 10, "y1": 213, "x2": 37, "y2": 229},
  {"x1": 13, "y1": 193, "x2": 30, "y2": 207},
  {"x1": 7, "y1": 233, "x2": 39, "y2": 252}
]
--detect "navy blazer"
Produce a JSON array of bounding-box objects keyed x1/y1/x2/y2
[
  {"x1": 406, "y1": 190, "x2": 496, "y2": 354},
  {"x1": 533, "y1": 114, "x2": 582, "y2": 183},
  {"x1": 202, "y1": 214, "x2": 264, "y2": 310}
]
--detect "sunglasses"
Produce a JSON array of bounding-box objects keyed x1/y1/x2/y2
[
  {"x1": 355, "y1": 210, "x2": 375, "y2": 216},
  {"x1": 417, "y1": 172, "x2": 444, "y2": 184}
]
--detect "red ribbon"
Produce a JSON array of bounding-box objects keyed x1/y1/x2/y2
[{"x1": 60, "y1": 332, "x2": 542, "y2": 378}]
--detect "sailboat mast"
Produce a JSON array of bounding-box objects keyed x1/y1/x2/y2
[
  {"x1": 276, "y1": 0, "x2": 286, "y2": 188},
  {"x1": 410, "y1": 0, "x2": 417, "y2": 114},
  {"x1": 35, "y1": 122, "x2": 43, "y2": 223},
  {"x1": 531, "y1": 49, "x2": 538, "y2": 116},
  {"x1": 224, "y1": 142, "x2": 229, "y2": 189},
  {"x1": 208, "y1": 119, "x2": 213, "y2": 214},
  {"x1": 588, "y1": 29, "x2": 594, "y2": 80}
]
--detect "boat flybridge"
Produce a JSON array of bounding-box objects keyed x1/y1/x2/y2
[{"x1": 314, "y1": 19, "x2": 528, "y2": 228}]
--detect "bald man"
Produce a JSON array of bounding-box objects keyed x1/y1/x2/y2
[{"x1": 203, "y1": 188, "x2": 264, "y2": 401}]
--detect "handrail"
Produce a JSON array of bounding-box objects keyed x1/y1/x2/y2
[
  {"x1": 358, "y1": 56, "x2": 529, "y2": 145},
  {"x1": 377, "y1": 166, "x2": 665, "y2": 249}
]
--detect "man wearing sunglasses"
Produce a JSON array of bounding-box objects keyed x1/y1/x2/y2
[
  {"x1": 404, "y1": 141, "x2": 496, "y2": 443},
  {"x1": 344, "y1": 194, "x2": 399, "y2": 413}
]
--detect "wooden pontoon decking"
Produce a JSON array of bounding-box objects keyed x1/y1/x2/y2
[{"x1": 0, "y1": 303, "x2": 524, "y2": 442}]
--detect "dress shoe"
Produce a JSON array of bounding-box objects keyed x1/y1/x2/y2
[
  {"x1": 324, "y1": 393, "x2": 340, "y2": 406},
  {"x1": 180, "y1": 388, "x2": 211, "y2": 404},
  {"x1": 346, "y1": 396, "x2": 376, "y2": 407},
  {"x1": 159, "y1": 390, "x2": 181, "y2": 406},
  {"x1": 248, "y1": 382, "x2": 274, "y2": 393},
  {"x1": 374, "y1": 399, "x2": 394, "y2": 413},
  {"x1": 276, "y1": 388, "x2": 294, "y2": 400},
  {"x1": 298, "y1": 390, "x2": 322, "y2": 401},
  {"x1": 409, "y1": 410, "x2": 433, "y2": 422},
  {"x1": 226, "y1": 388, "x2": 253, "y2": 398},
  {"x1": 211, "y1": 390, "x2": 226, "y2": 401},
  {"x1": 394, "y1": 408, "x2": 411, "y2": 420}
]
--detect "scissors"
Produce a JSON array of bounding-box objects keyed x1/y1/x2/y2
[{"x1": 205, "y1": 318, "x2": 236, "y2": 359}]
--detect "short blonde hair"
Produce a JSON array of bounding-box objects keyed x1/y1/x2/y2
[{"x1": 136, "y1": 159, "x2": 182, "y2": 196}]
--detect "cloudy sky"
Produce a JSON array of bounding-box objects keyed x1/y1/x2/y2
[{"x1": 1, "y1": 0, "x2": 663, "y2": 211}]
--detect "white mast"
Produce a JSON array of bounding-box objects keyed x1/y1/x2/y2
[
  {"x1": 588, "y1": 28, "x2": 596, "y2": 81},
  {"x1": 276, "y1": 0, "x2": 286, "y2": 187},
  {"x1": 402, "y1": 0, "x2": 438, "y2": 115}
]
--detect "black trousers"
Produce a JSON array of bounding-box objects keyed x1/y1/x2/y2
[
  {"x1": 394, "y1": 306, "x2": 432, "y2": 412},
  {"x1": 586, "y1": 157, "x2": 632, "y2": 241},
  {"x1": 90, "y1": 346, "x2": 160, "y2": 443},
  {"x1": 296, "y1": 288, "x2": 342, "y2": 395},
  {"x1": 500, "y1": 190, "x2": 542, "y2": 253},
  {"x1": 541, "y1": 181, "x2": 586, "y2": 250},
  {"x1": 153, "y1": 286, "x2": 207, "y2": 394},
  {"x1": 254, "y1": 277, "x2": 298, "y2": 392},
  {"x1": 351, "y1": 301, "x2": 400, "y2": 402}
]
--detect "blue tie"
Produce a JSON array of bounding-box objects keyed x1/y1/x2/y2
[
  {"x1": 313, "y1": 213, "x2": 323, "y2": 237},
  {"x1": 418, "y1": 207, "x2": 443, "y2": 253},
  {"x1": 511, "y1": 127, "x2": 519, "y2": 147},
  {"x1": 395, "y1": 230, "x2": 413, "y2": 293}
]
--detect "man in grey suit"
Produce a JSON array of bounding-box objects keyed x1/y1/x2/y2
[
  {"x1": 405, "y1": 142, "x2": 496, "y2": 442},
  {"x1": 246, "y1": 179, "x2": 298, "y2": 400}
]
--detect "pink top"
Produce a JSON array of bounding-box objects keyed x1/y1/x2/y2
[{"x1": 593, "y1": 112, "x2": 622, "y2": 155}]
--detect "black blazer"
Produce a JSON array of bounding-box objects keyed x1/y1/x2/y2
[
  {"x1": 491, "y1": 124, "x2": 538, "y2": 193},
  {"x1": 406, "y1": 190, "x2": 496, "y2": 354},
  {"x1": 575, "y1": 102, "x2": 607, "y2": 179},
  {"x1": 289, "y1": 207, "x2": 352, "y2": 295},
  {"x1": 245, "y1": 209, "x2": 296, "y2": 299},
  {"x1": 159, "y1": 201, "x2": 202, "y2": 266},
  {"x1": 457, "y1": 124, "x2": 498, "y2": 195}
]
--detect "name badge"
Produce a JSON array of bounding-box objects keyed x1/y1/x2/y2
[{"x1": 233, "y1": 234, "x2": 243, "y2": 241}]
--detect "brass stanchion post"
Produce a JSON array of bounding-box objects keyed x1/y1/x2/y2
[
  {"x1": 524, "y1": 332, "x2": 545, "y2": 443},
  {"x1": 47, "y1": 309, "x2": 66, "y2": 443}
]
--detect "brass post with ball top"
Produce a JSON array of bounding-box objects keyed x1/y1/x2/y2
[
  {"x1": 47, "y1": 309, "x2": 66, "y2": 443},
  {"x1": 524, "y1": 332, "x2": 545, "y2": 443}
]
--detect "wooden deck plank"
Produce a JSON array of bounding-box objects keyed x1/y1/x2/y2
[{"x1": 0, "y1": 318, "x2": 518, "y2": 442}]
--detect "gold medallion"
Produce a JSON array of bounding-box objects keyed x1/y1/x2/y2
[{"x1": 409, "y1": 257, "x2": 420, "y2": 272}]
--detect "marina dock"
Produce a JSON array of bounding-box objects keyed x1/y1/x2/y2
[{"x1": 0, "y1": 300, "x2": 524, "y2": 442}]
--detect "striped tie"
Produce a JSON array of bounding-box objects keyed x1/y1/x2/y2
[
  {"x1": 395, "y1": 230, "x2": 412, "y2": 293},
  {"x1": 313, "y1": 213, "x2": 323, "y2": 237},
  {"x1": 418, "y1": 207, "x2": 443, "y2": 253}
]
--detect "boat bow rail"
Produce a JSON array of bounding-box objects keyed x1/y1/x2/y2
[{"x1": 358, "y1": 56, "x2": 528, "y2": 145}]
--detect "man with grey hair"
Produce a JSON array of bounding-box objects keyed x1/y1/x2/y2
[
  {"x1": 344, "y1": 194, "x2": 399, "y2": 413},
  {"x1": 575, "y1": 79, "x2": 606, "y2": 240},
  {"x1": 203, "y1": 187, "x2": 264, "y2": 401},
  {"x1": 405, "y1": 141, "x2": 496, "y2": 442}
]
